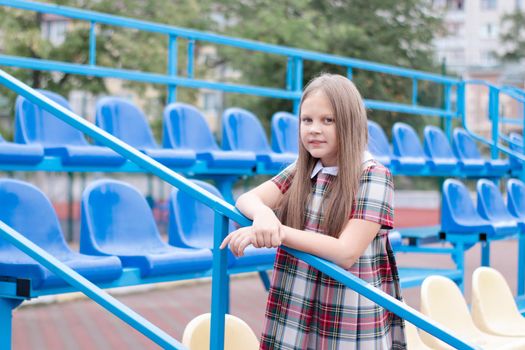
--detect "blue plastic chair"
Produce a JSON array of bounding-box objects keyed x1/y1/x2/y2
[
  {"x1": 423, "y1": 126, "x2": 458, "y2": 172},
  {"x1": 95, "y1": 97, "x2": 196, "y2": 167},
  {"x1": 507, "y1": 179, "x2": 525, "y2": 231},
  {"x1": 391, "y1": 122, "x2": 426, "y2": 172},
  {"x1": 508, "y1": 133, "x2": 523, "y2": 171},
  {"x1": 452, "y1": 128, "x2": 509, "y2": 175},
  {"x1": 0, "y1": 132, "x2": 44, "y2": 165},
  {"x1": 477, "y1": 179, "x2": 519, "y2": 238},
  {"x1": 80, "y1": 179, "x2": 212, "y2": 277},
  {"x1": 15, "y1": 90, "x2": 125, "y2": 166},
  {"x1": 0, "y1": 179, "x2": 122, "y2": 289},
  {"x1": 222, "y1": 108, "x2": 296, "y2": 169},
  {"x1": 169, "y1": 180, "x2": 276, "y2": 268},
  {"x1": 441, "y1": 179, "x2": 493, "y2": 235},
  {"x1": 367, "y1": 120, "x2": 393, "y2": 167},
  {"x1": 271, "y1": 111, "x2": 299, "y2": 155},
  {"x1": 163, "y1": 103, "x2": 256, "y2": 168}
]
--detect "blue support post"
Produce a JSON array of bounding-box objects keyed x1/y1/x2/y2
[
  {"x1": 346, "y1": 66, "x2": 353, "y2": 80},
  {"x1": 489, "y1": 86, "x2": 500, "y2": 160},
  {"x1": 286, "y1": 56, "x2": 294, "y2": 91},
  {"x1": 292, "y1": 57, "x2": 303, "y2": 115},
  {"x1": 210, "y1": 213, "x2": 230, "y2": 350},
  {"x1": 519, "y1": 232, "x2": 525, "y2": 296},
  {"x1": 481, "y1": 241, "x2": 490, "y2": 267},
  {"x1": 412, "y1": 79, "x2": 418, "y2": 105},
  {"x1": 89, "y1": 21, "x2": 97, "y2": 66},
  {"x1": 444, "y1": 84, "x2": 452, "y2": 140},
  {"x1": 167, "y1": 34, "x2": 178, "y2": 103},
  {"x1": 187, "y1": 39, "x2": 194, "y2": 78},
  {"x1": 0, "y1": 298, "x2": 23, "y2": 350},
  {"x1": 258, "y1": 271, "x2": 271, "y2": 291}
]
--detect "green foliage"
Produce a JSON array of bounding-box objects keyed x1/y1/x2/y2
[
  {"x1": 499, "y1": 10, "x2": 525, "y2": 62},
  {"x1": 212, "y1": 0, "x2": 444, "y2": 135}
]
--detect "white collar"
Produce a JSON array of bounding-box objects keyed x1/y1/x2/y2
[{"x1": 309, "y1": 151, "x2": 374, "y2": 178}]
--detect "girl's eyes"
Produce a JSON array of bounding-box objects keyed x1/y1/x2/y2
[
  {"x1": 324, "y1": 117, "x2": 334, "y2": 124},
  {"x1": 300, "y1": 117, "x2": 334, "y2": 124},
  {"x1": 301, "y1": 117, "x2": 312, "y2": 124}
]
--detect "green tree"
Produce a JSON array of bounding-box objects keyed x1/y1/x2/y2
[{"x1": 499, "y1": 9, "x2": 525, "y2": 62}]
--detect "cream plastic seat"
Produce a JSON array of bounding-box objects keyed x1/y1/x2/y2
[
  {"x1": 182, "y1": 313, "x2": 260, "y2": 350},
  {"x1": 420, "y1": 275, "x2": 525, "y2": 350},
  {"x1": 406, "y1": 322, "x2": 453, "y2": 350},
  {"x1": 472, "y1": 267, "x2": 525, "y2": 337}
]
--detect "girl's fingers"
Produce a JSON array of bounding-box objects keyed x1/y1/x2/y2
[
  {"x1": 236, "y1": 235, "x2": 253, "y2": 257},
  {"x1": 220, "y1": 231, "x2": 235, "y2": 249}
]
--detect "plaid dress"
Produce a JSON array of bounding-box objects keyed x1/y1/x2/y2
[{"x1": 260, "y1": 159, "x2": 406, "y2": 350}]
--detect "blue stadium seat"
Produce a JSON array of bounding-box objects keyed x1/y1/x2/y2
[
  {"x1": 0, "y1": 132, "x2": 44, "y2": 165},
  {"x1": 507, "y1": 179, "x2": 525, "y2": 230},
  {"x1": 388, "y1": 230, "x2": 402, "y2": 249},
  {"x1": 508, "y1": 132, "x2": 523, "y2": 171},
  {"x1": 95, "y1": 97, "x2": 196, "y2": 167},
  {"x1": 222, "y1": 108, "x2": 296, "y2": 169},
  {"x1": 163, "y1": 103, "x2": 256, "y2": 168},
  {"x1": 0, "y1": 179, "x2": 122, "y2": 289},
  {"x1": 367, "y1": 120, "x2": 394, "y2": 167},
  {"x1": 15, "y1": 90, "x2": 125, "y2": 166},
  {"x1": 271, "y1": 111, "x2": 299, "y2": 155},
  {"x1": 441, "y1": 179, "x2": 493, "y2": 235},
  {"x1": 80, "y1": 179, "x2": 212, "y2": 277},
  {"x1": 477, "y1": 179, "x2": 519, "y2": 237},
  {"x1": 391, "y1": 122, "x2": 426, "y2": 172},
  {"x1": 453, "y1": 128, "x2": 509, "y2": 176},
  {"x1": 423, "y1": 126, "x2": 458, "y2": 172},
  {"x1": 169, "y1": 180, "x2": 276, "y2": 268}
]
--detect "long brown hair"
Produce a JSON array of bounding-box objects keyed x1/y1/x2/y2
[{"x1": 278, "y1": 73, "x2": 368, "y2": 237}]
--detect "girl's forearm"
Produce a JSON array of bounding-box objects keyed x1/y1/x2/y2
[
  {"x1": 281, "y1": 225, "x2": 357, "y2": 269},
  {"x1": 235, "y1": 192, "x2": 275, "y2": 220}
]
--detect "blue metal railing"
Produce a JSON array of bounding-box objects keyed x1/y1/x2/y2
[
  {"x1": 0, "y1": 0, "x2": 459, "y2": 116},
  {"x1": 0, "y1": 69, "x2": 477, "y2": 350}
]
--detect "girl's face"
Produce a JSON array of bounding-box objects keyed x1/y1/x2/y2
[{"x1": 300, "y1": 90, "x2": 338, "y2": 167}]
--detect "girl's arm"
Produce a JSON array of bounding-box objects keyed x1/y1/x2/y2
[
  {"x1": 234, "y1": 180, "x2": 284, "y2": 248},
  {"x1": 222, "y1": 218, "x2": 380, "y2": 269}
]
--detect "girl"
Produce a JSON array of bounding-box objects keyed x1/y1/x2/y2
[{"x1": 220, "y1": 73, "x2": 406, "y2": 349}]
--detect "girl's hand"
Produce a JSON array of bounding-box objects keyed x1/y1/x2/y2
[
  {"x1": 251, "y1": 208, "x2": 282, "y2": 248},
  {"x1": 220, "y1": 226, "x2": 256, "y2": 257}
]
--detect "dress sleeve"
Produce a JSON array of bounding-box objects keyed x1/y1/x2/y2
[
  {"x1": 271, "y1": 162, "x2": 296, "y2": 194},
  {"x1": 350, "y1": 164, "x2": 394, "y2": 229}
]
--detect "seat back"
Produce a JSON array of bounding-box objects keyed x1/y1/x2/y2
[
  {"x1": 476, "y1": 179, "x2": 515, "y2": 222},
  {"x1": 15, "y1": 90, "x2": 88, "y2": 147},
  {"x1": 95, "y1": 97, "x2": 158, "y2": 149},
  {"x1": 509, "y1": 133, "x2": 523, "y2": 169},
  {"x1": 163, "y1": 103, "x2": 219, "y2": 151},
  {"x1": 472, "y1": 267, "x2": 523, "y2": 333},
  {"x1": 271, "y1": 112, "x2": 298, "y2": 154},
  {"x1": 420, "y1": 276, "x2": 479, "y2": 336},
  {"x1": 423, "y1": 126, "x2": 455, "y2": 159},
  {"x1": 367, "y1": 120, "x2": 392, "y2": 158},
  {"x1": 0, "y1": 179, "x2": 70, "y2": 256},
  {"x1": 80, "y1": 179, "x2": 164, "y2": 255},
  {"x1": 441, "y1": 179, "x2": 486, "y2": 231},
  {"x1": 392, "y1": 122, "x2": 425, "y2": 157},
  {"x1": 222, "y1": 108, "x2": 270, "y2": 152},
  {"x1": 182, "y1": 313, "x2": 259, "y2": 350},
  {"x1": 453, "y1": 128, "x2": 483, "y2": 160},
  {"x1": 507, "y1": 178, "x2": 525, "y2": 220},
  {"x1": 169, "y1": 180, "x2": 225, "y2": 249}
]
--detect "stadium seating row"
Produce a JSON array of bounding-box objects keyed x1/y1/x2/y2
[
  {"x1": 1, "y1": 89, "x2": 517, "y2": 178},
  {"x1": 0, "y1": 178, "x2": 275, "y2": 291}
]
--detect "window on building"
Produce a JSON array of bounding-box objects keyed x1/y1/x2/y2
[
  {"x1": 446, "y1": 0, "x2": 465, "y2": 10},
  {"x1": 447, "y1": 21, "x2": 464, "y2": 36},
  {"x1": 480, "y1": 0, "x2": 497, "y2": 10},
  {"x1": 480, "y1": 23, "x2": 499, "y2": 38},
  {"x1": 481, "y1": 51, "x2": 497, "y2": 66},
  {"x1": 41, "y1": 20, "x2": 68, "y2": 46}
]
